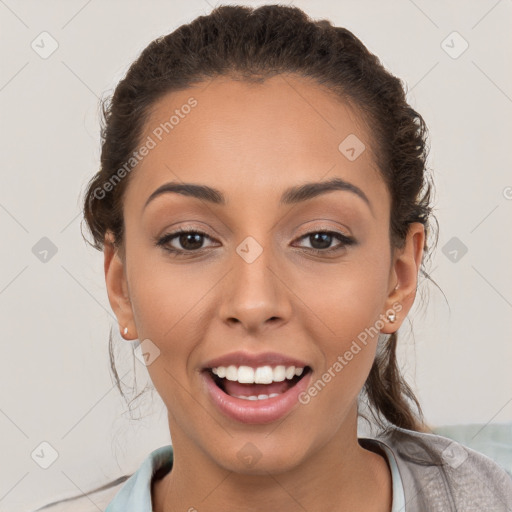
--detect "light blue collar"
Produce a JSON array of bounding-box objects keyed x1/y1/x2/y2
[{"x1": 105, "y1": 445, "x2": 173, "y2": 511}]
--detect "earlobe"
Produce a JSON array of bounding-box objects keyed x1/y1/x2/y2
[
  {"x1": 380, "y1": 223, "x2": 425, "y2": 334},
  {"x1": 103, "y1": 231, "x2": 138, "y2": 340}
]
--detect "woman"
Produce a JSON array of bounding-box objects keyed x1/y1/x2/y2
[{"x1": 39, "y1": 4, "x2": 512, "y2": 511}]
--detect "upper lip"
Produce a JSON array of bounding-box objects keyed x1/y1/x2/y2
[{"x1": 202, "y1": 351, "x2": 311, "y2": 370}]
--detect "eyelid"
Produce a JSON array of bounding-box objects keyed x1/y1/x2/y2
[
  {"x1": 295, "y1": 222, "x2": 352, "y2": 238},
  {"x1": 291, "y1": 218, "x2": 352, "y2": 237},
  {"x1": 156, "y1": 221, "x2": 351, "y2": 243}
]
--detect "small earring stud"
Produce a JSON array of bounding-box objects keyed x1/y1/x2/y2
[
  {"x1": 123, "y1": 327, "x2": 128, "y2": 336},
  {"x1": 387, "y1": 312, "x2": 396, "y2": 323}
]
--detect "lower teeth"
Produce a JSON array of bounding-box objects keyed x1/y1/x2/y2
[{"x1": 233, "y1": 393, "x2": 280, "y2": 400}]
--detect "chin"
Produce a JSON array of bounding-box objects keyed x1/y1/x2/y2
[{"x1": 209, "y1": 436, "x2": 311, "y2": 476}]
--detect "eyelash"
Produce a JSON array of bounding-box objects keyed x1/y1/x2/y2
[{"x1": 155, "y1": 228, "x2": 356, "y2": 257}]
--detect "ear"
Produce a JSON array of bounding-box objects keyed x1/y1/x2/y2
[
  {"x1": 380, "y1": 222, "x2": 425, "y2": 334},
  {"x1": 104, "y1": 231, "x2": 138, "y2": 340}
]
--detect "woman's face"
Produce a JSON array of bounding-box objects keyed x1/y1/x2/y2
[{"x1": 105, "y1": 74, "x2": 424, "y2": 473}]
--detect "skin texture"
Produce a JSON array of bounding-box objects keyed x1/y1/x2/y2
[{"x1": 104, "y1": 74, "x2": 425, "y2": 511}]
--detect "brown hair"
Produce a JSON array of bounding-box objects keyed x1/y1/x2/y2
[{"x1": 83, "y1": 4, "x2": 438, "y2": 433}]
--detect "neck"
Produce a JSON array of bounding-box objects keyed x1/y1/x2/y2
[{"x1": 153, "y1": 409, "x2": 392, "y2": 512}]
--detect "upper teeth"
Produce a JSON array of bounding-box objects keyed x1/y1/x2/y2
[{"x1": 211, "y1": 365, "x2": 304, "y2": 384}]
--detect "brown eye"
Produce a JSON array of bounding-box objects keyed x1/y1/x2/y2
[
  {"x1": 309, "y1": 232, "x2": 334, "y2": 250},
  {"x1": 156, "y1": 229, "x2": 216, "y2": 254},
  {"x1": 295, "y1": 230, "x2": 356, "y2": 254},
  {"x1": 176, "y1": 232, "x2": 204, "y2": 251}
]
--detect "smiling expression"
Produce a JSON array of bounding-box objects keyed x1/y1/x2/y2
[{"x1": 104, "y1": 73, "x2": 424, "y2": 474}]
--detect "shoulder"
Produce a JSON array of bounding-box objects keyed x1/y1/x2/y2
[
  {"x1": 31, "y1": 477, "x2": 128, "y2": 512},
  {"x1": 375, "y1": 427, "x2": 512, "y2": 511},
  {"x1": 32, "y1": 445, "x2": 174, "y2": 512}
]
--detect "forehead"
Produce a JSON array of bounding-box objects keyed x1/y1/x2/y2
[{"x1": 125, "y1": 74, "x2": 388, "y2": 215}]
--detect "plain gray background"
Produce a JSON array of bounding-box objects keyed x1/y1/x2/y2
[{"x1": 1, "y1": 0, "x2": 511, "y2": 510}]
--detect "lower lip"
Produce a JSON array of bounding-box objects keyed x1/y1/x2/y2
[{"x1": 202, "y1": 370, "x2": 312, "y2": 424}]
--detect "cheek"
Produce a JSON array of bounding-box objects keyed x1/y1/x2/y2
[
  {"x1": 126, "y1": 254, "x2": 213, "y2": 423},
  {"x1": 127, "y1": 245, "x2": 217, "y2": 340},
  {"x1": 294, "y1": 247, "x2": 390, "y2": 348},
  {"x1": 125, "y1": 246, "x2": 215, "y2": 397},
  {"x1": 291, "y1": 245, "x2": 390, "y2": 409}
]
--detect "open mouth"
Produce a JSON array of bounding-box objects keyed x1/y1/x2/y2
[{"x1": 206, "y1": 365, "x2": 312, "y2": 401}]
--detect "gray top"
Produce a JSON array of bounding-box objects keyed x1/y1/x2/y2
[{"x1": 360, "y1": 426, "x2": 512, "y2": 511}]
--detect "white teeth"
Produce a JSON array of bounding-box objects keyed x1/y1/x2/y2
[
  {"x1": 272, "y1": 365, "x2": 286, "y2": 382},
  {"x1": 226, "y1": 365, "x2": 238, "y2": 381},
  {"x1": 285, "y1": 366, "x2": 296, "y2": 379},
  {"x1": 234, "y1": 392, "x2": 281, "y2": 400},
  {"x1": 211, "y1": 364, "x2": 306, "y2": 384},
  {"x1": 254, "y1": 366, "x2": 273, "y2": 384},
  {"x1": 237, "y1": 366, "x2": 254, "y2": 383}
]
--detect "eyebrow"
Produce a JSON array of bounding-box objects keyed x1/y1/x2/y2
[{"x1": 144, "y1": 177, "x2": 373, "y2": 213}]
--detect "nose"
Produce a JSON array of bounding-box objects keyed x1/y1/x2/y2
[{"x1": 217, "y1": 238, "x2": 293, "y2": 334}]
